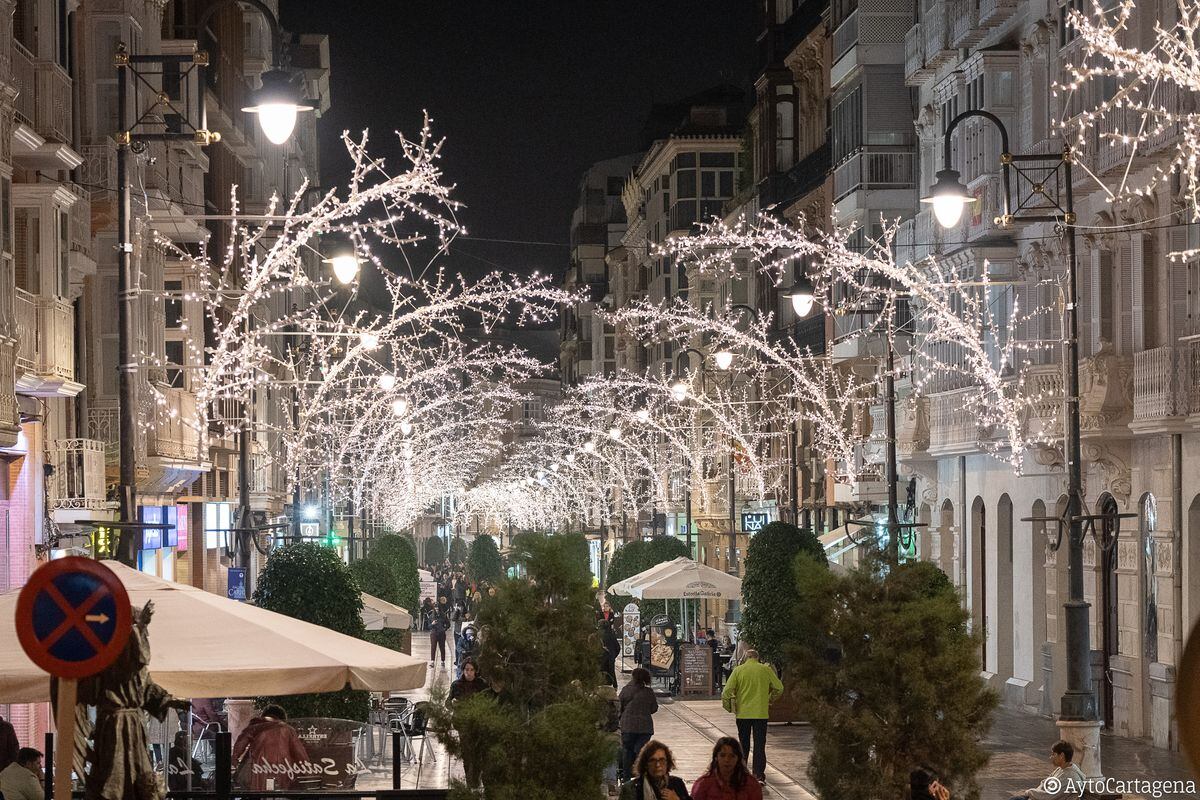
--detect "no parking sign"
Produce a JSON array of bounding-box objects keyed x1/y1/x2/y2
[{"x1": 16, "y1": 558, "x2": 132, "y2": 800}]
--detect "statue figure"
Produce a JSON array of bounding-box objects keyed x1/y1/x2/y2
[{"x1": 67, "y1": 601, "x2": 190, "y2": 800}]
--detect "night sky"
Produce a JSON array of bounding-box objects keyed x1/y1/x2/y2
[{"x1": 283, "y1": 1, "x2": 759, "y2": 282}]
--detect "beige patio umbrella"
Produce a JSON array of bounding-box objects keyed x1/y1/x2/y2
[
  {"x1": 360, "y1": 592, "x2": 412, "y2": 631},
  {"x1": 607, "y1": 556, "x2": 691, "y2": 596},
  {"x1": 0, "y1": 561, "x2": 426, "y2": 703}
]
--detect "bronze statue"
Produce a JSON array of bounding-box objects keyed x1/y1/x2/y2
[{"x1": 56, "y1": 601, "x2": 190, "y2": 800}]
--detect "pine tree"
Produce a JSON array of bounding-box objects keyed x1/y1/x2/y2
[
  {"x1": 790, "y1": 546, "x2": 997, "y2": 800},
  {"x1": 448, "y1": 535, "x2": 468, "y2": 566},
  {"x1": 428, "y1": 533, "x2": 614, "y2": 799}
]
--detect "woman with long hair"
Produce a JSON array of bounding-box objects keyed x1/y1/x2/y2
[
  {"x1": 618, "y1": 740, "x2": 690, "y2": 800},
  {"x1": 617, "y1": 667, "x2": 659, "y2": 779},
  {"x1": 690, "y1": 737, "x2": 762, "y2": 800}
]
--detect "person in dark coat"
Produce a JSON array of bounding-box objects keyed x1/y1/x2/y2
[
  {"x1": 619, "y1": 739, "x2": 690, "y2": 800},
  {"x1": 0, "y1": 715, "x2": 19, "y2": 772},
  {"x1": 167, "y1": 731, "x2": 206, "y2": 791},
  {"x1": 429, "y1": 614, "x2": 449, "y2": 668},
  {"x1": 599, "y1": 622, "x2": 620, "y2": 687},
  {"x1": 617, "y1": 667, "x2": 659, "y2": 780},
  {"x1": 448, "y1": 659, "x2": 489, "y2": 703},
  {"x1": 232, "y1": 705, "x2": 310, "y2": 792}
]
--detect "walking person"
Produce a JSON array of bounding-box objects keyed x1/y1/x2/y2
[
  {"x1": 429, "y1": 613, "x2": 449, "y2": 669},
  {"x1": 619, "y1": 740, "x2": 690, "y2": 800},
  {"x1": 600, "y1": 621, "x2": 620, "y2": 687},
  {"x1": 617, "y1": 667, "x2": 659, "y2": 781},
  {"x1": 691, "y1": 737, "x2": 762, "y2": 800},
  {"x1": 720, "y1": 648, "x2": 782, "y2": 783}
]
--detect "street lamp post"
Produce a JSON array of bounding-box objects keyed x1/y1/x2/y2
[
  {"x1": 113, "y1": 1, "x2": 317, "y2": 571},
  {"x1": 923, "y1": 109, "x2": 1131, "y2": 772}
]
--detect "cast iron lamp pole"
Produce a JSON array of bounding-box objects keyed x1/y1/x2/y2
[{"x1": 924, "y1": 109, "x2": 1114, "y2": 768}]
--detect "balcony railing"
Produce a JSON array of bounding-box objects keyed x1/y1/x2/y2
[
  {"x1": 87, "y1": 407, "x2": 121, "y2": 466},
  {"x1": 924, "y1": 5, "x2": 951, "y2": 66},
  {"x1": 11, "y1": 42, "x2": 72, "y2": 143},
  {"x1": 833, "y1": 146, "x2": 916, "y2": 201},
  {"x1": 833, "y1": 10, "x2": 859, "y2": 63},
  {"x1": 14, "y1": 289, "x2": 35, "y2": 372},
  {"x1": 48, "y1": 439, "x2": 112, "y2": 511},
  {"x1": 1132, "y1": 344, "x2": 1189, "y2": 420},
  {"x1": 1188, "y1": 341, "x2": 1200, "y2": 415},
  {"x1": 67, "y1": 182, "x2": 94, "y2": 262},
  {"x1": 905, "y1": 24, "x2": 926, "y2": 83},
  {"x1": 949, "y1": 0, "x2": 982, "y2": 48}
]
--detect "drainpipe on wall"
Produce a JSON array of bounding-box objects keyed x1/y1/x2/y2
[
  {"x1": 959, "y1": 454, "x2": 968, "y2": 595},
  {"x1": 1173, "y1": 433, "x2": 1184, "y2": 666}
]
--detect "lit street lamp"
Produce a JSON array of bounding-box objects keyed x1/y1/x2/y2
[{"x1": 924, "y1": 109, "x2": 1131, "y2": 769}]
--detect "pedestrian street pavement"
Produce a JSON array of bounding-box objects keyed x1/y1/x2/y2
[{"x1": 353, "y1": 633, "x2": 1199, "y2": 798}]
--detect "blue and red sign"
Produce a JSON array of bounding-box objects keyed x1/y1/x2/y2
[{"x1": 16, "y1": 558, "x2": 132, "y2": 678}]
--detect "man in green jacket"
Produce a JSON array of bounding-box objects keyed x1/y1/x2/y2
[{"x1": 721, "y1": 648, "x2": 783, "y2": 781}]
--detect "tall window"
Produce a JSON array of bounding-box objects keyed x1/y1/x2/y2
[
  {"x1": 832, "y1": 87, "x2": 863, "y2": 163},
  {"x1": 1140, "y1": 493, "x2": 1158, "y2": 662}
]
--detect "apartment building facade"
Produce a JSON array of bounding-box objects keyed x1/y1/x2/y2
[
  {"x1": 559, "y1": 153, "x2": 639, "y2": 387},
  {"x1": 898, "y1": 0, "x2": 1200, "y2": 750},
  {"x1": 0, "y1": 0, "x2": 330, "y2": 745}
]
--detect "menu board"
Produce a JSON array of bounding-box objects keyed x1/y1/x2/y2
[
  {"x1": 622, "y1": 603, "x2": 640, "y2": 659},
  {"x1": 680, "y1": 644, "x2": 712, "y2": 696}
]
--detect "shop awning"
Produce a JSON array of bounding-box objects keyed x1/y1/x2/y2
[
  {"x1": 0, "y1": 561, "x2": 426, "y2": 703},
  {"x1": 360, "y1": 592, "x2": 412, "y2": 631}
]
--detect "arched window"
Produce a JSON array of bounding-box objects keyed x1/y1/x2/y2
[{"x1": 1140, "y1": 493, "x2": 1158, "y2": 662}]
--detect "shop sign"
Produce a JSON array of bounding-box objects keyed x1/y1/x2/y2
[
  {"x1": 233, "y1": 718, "x2": 368, "y2": 790},
  {"x1": 227, "y1": 568, "x2": 247, "y2": 601},
  {"x1": 741, "y1": 512, "x2": 769, "y2": 533}
]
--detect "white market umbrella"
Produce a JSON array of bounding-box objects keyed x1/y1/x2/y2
[
  {"x1": 608, "y1": 556, "x2": 691, "y2": 596},
  {"x1": 360, "y1": 592, "x2": 412, "y2": 631},
  {"x1": 0, "y1": 561, "x2": 426, "y2": 703},
  {"x1": 632, "y1": 559, "x2": 742, "y2": 601}
]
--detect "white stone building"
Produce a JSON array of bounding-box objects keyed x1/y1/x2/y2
[{"x1": 898, "y1": 0, "x2": 1200, "y2": 749}]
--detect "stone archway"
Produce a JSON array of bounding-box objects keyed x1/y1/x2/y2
[
  {"x1": 971, "y1": 496, "x2": 986, "y2": 666},
  {"x1": 995, "y1": 494, "x2": 1015, "y2": 683},
  {"x1": 939, "y1": 498, "x2": 956, "y2": 585}
]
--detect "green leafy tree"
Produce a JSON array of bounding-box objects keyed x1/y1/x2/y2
[
  {"x1": 350, "y1": 534, "x2": 420, "y2": 652},
  {"x1": 466, "y1": 534, "x2": 503, "y2": 586},
  {"x1": 424, "y1": 534, "x2": 446, "y2": 567},
  {"x1": 790, "y1": 547, "x2": 997, "y2": 800},
  {"x1": 740, "y1": 521, "x2": 826, "y2": 668},
  {"x1": 427, "y1": 533, "x2": 614, "y2": 799},
  {"x1": 605, "y1": 535, "x2": 688, "y2": 619},
  {"x1": 448, "y1": 535, "x2": 468, "y2": 566},
  {"x1": 253, "y1": 542, "x2": 369, "y2": 720}
]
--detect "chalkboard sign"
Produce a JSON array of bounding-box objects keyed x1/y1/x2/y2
[{"x1": 680, "y1": 643, "x2": 712, "y2": 696}]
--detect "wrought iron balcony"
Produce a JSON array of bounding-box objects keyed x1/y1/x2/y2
[{"x1": 47, "y1": 439, "x2": 114, "y2": 512}]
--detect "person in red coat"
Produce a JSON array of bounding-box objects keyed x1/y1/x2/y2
[
  {"x1": 232, "y1": 705, "x2": 311, "y2": 791},
  {"x1": 690, "y1": 737, "x2": 762, "y2": 800}
]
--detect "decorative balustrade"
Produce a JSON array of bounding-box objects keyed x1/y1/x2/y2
[
  {"x1": 11, "y1": 42, "x2": 72, "y2": 143},
  {"x1": 949, "y1": 0, "x2": 981, "y2": 48},
  {"x1": 923, "y1": 5, "x2": 951, "y2": 66},
  {"x1": 47, "y1": 439, "x2": 112, "y2": 511},
  {"x1": 67, "y1": 182, "x2": 94, "y2": 262},
  {"x1": 904, "y1": 24, "x2": 925, "y2": 84},
  {"x1": 14, "y1": 289, "x2": 35, "y2": 372},
  {"x1": 833, "y1": 146, "x2": 915, "y2": 201},
  {"x1": 87, "y1": 408, "x2": 120, "y2": 466},
  {"x1": 1188, "y1": 341, "x2": 1200, "y2": 415},
  {"x1": 928, "y1": 387, "x2": 980, "y2": 452},
  {"x1": 148, "y1": 387, "x2": 203, "y2": 462},
  {"x1": 979, "y1": 0, "x2": 1018, "y2": 25},
  {"x1": 1132, "y1": 345, "x2": 1188, "y2": 420},
  {"x1": 11, "y1": 42, "x2": 34, "y2": 129},
  {"x1": 80, "y1": 144, "x2": 116, "y2": 201}
]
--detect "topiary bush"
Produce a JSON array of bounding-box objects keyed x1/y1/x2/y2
[
  {"x1": 739, "y1": 521, "x2": 826, "y2": 669},
  {"x1": 423, "y1": 534, "x2": 446, "y2": 568},
  {"x1": 466, "y1": 534, "x2": 503, "y2": 586},
  {"x1": 253, "y1": 542, "x2": 369, "y2": 720},
  {"x1": 604, "y1": 535, "x2": 688, "y2": 620},
  {"x1": 448, "y1": 535, "x2": 468, "y2": 566},
  {"x1": 350, "y1": 534, "x2": 420, "y2": 653}
]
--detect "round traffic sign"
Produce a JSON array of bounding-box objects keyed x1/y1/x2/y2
[{"x1": 16, "y1": 558, "x2": 132, "y2": 679}]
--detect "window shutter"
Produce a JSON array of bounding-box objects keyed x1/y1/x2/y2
[
  {"x1": 1079, "y1": 246, "x2": 1095, "y2": 357},
  {"x1": 1130, "y1": 234, "x2": 1145, "y2": 352},
  {"x1": 1118, "y1": 243, "x2": 1133, "y2": 355},
  {"x1": 1168, "y1": 226, "x2": 1190, "y2": 339}
]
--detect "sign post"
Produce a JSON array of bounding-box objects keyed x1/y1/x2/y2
[{"x1": 15, "y1": 558, "x2": 132, "y2": 800}]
